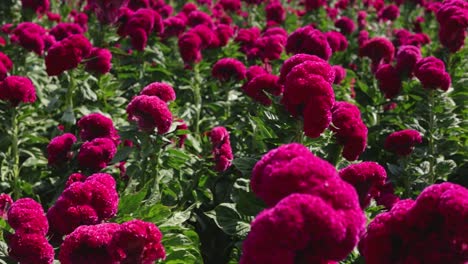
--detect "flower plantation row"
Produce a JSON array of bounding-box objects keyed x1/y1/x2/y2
[{"x1": 0, "y1": 0, "x2": 466, "y2": 263}]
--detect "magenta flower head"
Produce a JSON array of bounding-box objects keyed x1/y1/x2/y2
[
  {"x1": 212, "y1": 58, "x2": 247, "y2": 81},
  {"x1": 279, "y1": 53, "x2": 334, "y2": 84},
  {"x1": 214, "y1": 24, "x2": 234, "y2": 47},
  {"x1": 325, "y1": 31, "x2": 348, "y2": 52},
  {"x1": 243, "y1": 73, "x2": 282, "y2": 106},
  {"x1": 246, "y1": 65, "x2": 268, "y2": 81},
  {"x1": 304, "y1": 0, "x2": 326, "y2": 11},
  {"x1": 384, "y1": 129, "x2": 422, "y2": 156},
  {"x1": 10, "y1": 22, "x2": 51, "y2": 55},
  {"x1": 47, "y1": 173, "x2": 119, "y2": 236},
  {"x1": 140, "y1": 82, "x2": 176, "y2": 102},
  {"x1": 77, "y1": 138, "x2": 117, "y2": 171},
  {"x1": 21, "y1": 0, "x2": 50, "y2": 14},
  {"x1": 219, "y1": 0, "x2": 242, "y2": 12},
  {"x1": 65, "y1": 172, "x2": 87, "y2": 188},
  {"x1": 265, "y1": 1, "x2": 285, "y2": 24},
  {"x1": 286, "y1": 26, "x2": 332, "y2": 60},
  {"x1": 7, "y1": 198, "x2": 49, "y2": 235},
  {"x1": 436, "y1": 0, "x2": 468, "y2": 52},
  {"x1": 162, "y1": 16, "x2": 186, "y2": 39},
  {"x1": 332, "y1": 65, "x2": 346, "y2": 84},
  {"x1": 281, "y1": 56, "x2": 335, "y2": 138},
  {"x1": 117, "y1": 8, "x2": 163, "y2": 51},
  {"x1": 0, "y1": 76, "x2": 36, "y2": 106},
  {"x1": 209, "y1": 126, "x2": 233, "y2": 172},
  {"x1": 0, "y1": 51, "x2": 13, "y2": 81},
  {"x1": 85, "y1": 47, "x2": 112, "y2": 75},
  {"x1": 395, "y1": 45, "x2": 422, "y2": 77},
  {"x1": 59, "y1": 223, "x2": 121, "y2": 264},
  {"x1": 339, "y1": 162, "x2": 387, "y2": 208},
  {"x1": 378, "y1": 4, "x2": 400, "y2": 21},
  {"x1": 414, "y1": 57, "x2": 451, "y2": 91},
  {"x1": 0, "y1": 194, "x2": 12, "y2": 219},
  {"x1": 77, "y1": 113, "x2": 120, "y2": 145},
  {"x1": 47, "y1": 133, "x2": 77, "y2": 166},
  {"x1": 375, "y1": 64, "x2": 402, "y2": 99},
  {"x1": 8, "y1": 233, "x2": 54, "y2": 264},
  {"x1": 45, "y1": 34, "x2": 92, "y2": 76},
  {"x1": 109, "y1": 220, "x2": 166, "y2": 263},
  {"x1": 49, "y1": 22, "x2": 84, "y2": 41},
  {"x1": 330, "y1": 101, "x2": 368, "y2": 161},
  {"x1": 178, "y1": 31, "x2": 203, "y2": 65},
  {"x1": 88, "y1": 0, "x2": 130, "y2": 24},
  {"x1": 126, "y1": 95, "x2": 173, "y2": 134},
  {"x1": 335, "y1": 16, "x2": 356, "y2": 35},
  {"x1": 359, "y1": 37, "x2": 395, "y2": 71}
]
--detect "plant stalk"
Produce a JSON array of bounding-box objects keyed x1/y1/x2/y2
[{"x1": 10, "y1": 107, "x2": 20, "y2": 199}]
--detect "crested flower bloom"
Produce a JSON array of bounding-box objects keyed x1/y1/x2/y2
[
  {"x1": 235, "y1": 27, "x2": 261, "y2": 54},
  {"x1": 7, "y1": 198, "x2": 49, "y2": 235},
  {"x1": 335, "y1": 17, "x2": 356, "y2": 35},
  {"x1": 0, "y1": 52, "x2": 13, "y2": 81},
  {"x1": 243, "y1": 73, "x2": 282, "y2": 106},
  {"x1": 304, "y1": 0, "x2": 326, "y2": 11},
  {"x1": 87, "y1": 0, "x2": 130, "y2": 24},
  {"x1": 212, "y1": 58, "x2": 247, "y2": 81},
  {"x1": 384, "y1": 129, "x2": 422, "y2": 156},
  {"x1": 59, "y1": 223, "x2": 121, "y2": 264},
  {"x1": 209, "y1": 126, "x2": 233, "y2": 172},
  {"x1": 244, "y1": 143, "x2": 365, "y2": 263},
  {"x1": 109, "y1": 220, "x2": 166, "y2": 263},
  {"x1": 286, "y1": 26, "x2": 332, "y2": 60},
  {"x1": 265, "y1": 1, "x2": 286, "y2": 24},
  {"x1": 47, "y1": 173, "x2": 119, "y2": 236},
  {"x1": 140, "y1": 82, "x2": 176, "y2": 102},
  {"x1": 178, "y1": 31, "x2": 203, "y2": 64},
  {"x1": 330, "y1": 102, "x2": 368, "y2": 161},
  {"x1": 214, "y1": 24, "x2": 234, "y2": 47},
  {"x1": 414, "y1": 57, "x2": 451, "y2": 91},
  {"x1": 436, "y1": 0, "x2": 468, "y2": 52},
  {"x1": 49, "y1": 23, "x2": 84, "y2": 41},
  {"x1": 280, "y1": 55, "x2": 335, "y2": 138},
  {"x1": 10, "y1": 22, "x2": 52, "y2": 55},
  {"x1": 8, "y1": 233, "x2": 54, "y2": 264},
  {"x1": 117, "y1": 8, "x2": 164, "y2": 51},
  {"x1": 77, "y1": 113, "x2": 120, "y2": 145},
  {"x1": 332, "y1": 65, "x2": 346, "y2": 84},
  {"x1": 21, "y1": 0, "x2": 50, "y2": 14},
  {"x1": 65, "y1": 172, "x2": 87, "y2": 188},
  {"x1": 325, "y1": 31, "x2": 348, "y2": 52},
  {"x1": 45, "y1": 34, "x2": 92, "y2": 76},
  {"x1": 358, "y1": 11, "x2": 367, "y2": 28},
  {"x1": 175, "y1": 120, "x2": 188, "y2": 148},
  {"x1": 246, "y1": 65, "x2": 268, "y2": 81},
  {"x1": 47, "y1": 133, "x2": 77, "y2": 166},
  {"x1": 375, "y1": 64, "x2": 403, "y2": 99},
  {"x1": 359, "y1": 37, "x2": 395, "y2": 72},
  {"x1": 247, "y1": 28, "x2": 287, "y2": 61},
  {"x1": 0, "y1": 194, "x2": 12, "y2": 219},
  {"x1": 395, "y1": 45, "x2": 422, "y2": 77},
  {"x1": 162, "y1": 16, "x2": 186, "y2": 38},
  {"x1": 339, "y1": 162, "x2": 387, "y2": 208},
  {"x1": 126, "y1": 95, "x2": 173, "y2": 134},
  {"x1": 378, "y1": 4, "x2": 400, "y2": 21},
  {"x1": 219, "y1": 0, "x2": 242, "y2": 12},
  {"x1": 360, "y1": 183, "x2": 468, "y2": 263},
  {"x1": 85, "y1": 47, "x2": 112, "y2": 75},
  {"x1": 77, "y1": 138, "x2": 117, "y2": 171},
  {"x1": 0, "y1": 76, "x2": 36, "y2": 106}
]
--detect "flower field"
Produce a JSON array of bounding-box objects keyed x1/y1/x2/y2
[{"x1": 0, "y1": 0, "x2": 466, "y2": 263}]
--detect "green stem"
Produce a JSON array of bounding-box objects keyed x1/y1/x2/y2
[
  {"x1": 401, "y1": 158, "x2": 411, "y2": 197},
  {"x1": 428, "y1": 90, "x2": 436, "y2": 184},
  {"x1": 10, "y1": 108, "x2": 20, "y2": 199},
  {"x1": 193, "y1": 64, "x2": 202, "y2": 136},
  {"x1": 294, "y1": 119, "x2": 304, "y2": 144}
]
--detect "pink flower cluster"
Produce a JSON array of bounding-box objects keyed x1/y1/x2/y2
[
  {"x1": 242, "y1": 65, "x2": 283, "y2": 106},
  {"x1": 47, "y1": 173, "x2": 119, "y2": 236},
  {"x1": 330, "y1": 101, "x2": 368, "y2": 161},
  {"x1": 212, "y1": 58, "x2": 247, "y2": 81},
  {"x1": 243, "y1": 143, "x2": 365, "y2": 263},
  {"x1": 436, "y1": 0, "x2": 468, "y2": 52},
  {"x1": 209, "y1": 126, "x2": 233, "y2": 172},
  {"x1": 10, "y1": 22, "x2": 54, "y2": 55},
  {"x1": 286, "y1": 26, "x2": 332, "y2": 60},
  {"x1": 360, "y1": 183, "x2": 468, "y2": 263},
  {"x1": 0, "y1": 51, "x2": 12, "y2": 81},
  {"x1": 384, "y1": 129, "x2": 422, "y2": 156},
  {"x1": 0, "y1": 76, "x2": 36, "y2": 107},
  {"x1": 47, "y1": 133, "x2": 77, "y2": 166},
  {"x1": 280, "y1": 54, "x2": 335, "y2": 138}
]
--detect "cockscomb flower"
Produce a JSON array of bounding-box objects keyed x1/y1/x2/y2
[
  {"x1": 7, "y1": 198, "x2": 48, "y2": 235},
  {"x1": 279, "y1": 53, "x2": 334, "y2": 84},
  {"x1": 0, "y1": 52, "x2": 13, "y2": 81},
  {"x1": 45, "y1": 34, "x2": 92, "y2": 76},
  {"x1": 77, "y1": 113, "x2": 120, "y2": 145},
  {"x1": 248, "y1": 28, "x2": 287, "y2": 61},
  {"x1": 219, "y1": 0, "x2": 242, "y2": 12},
  {"x1": 178, "y1": 31, "x2": 203, "y2": 64},
  {"x1": 140, "y1": 82, "x2": 176, "y2": 102},
  {"x1": 49, "y1": 23, "x2": 84, "y2": 41},
  {"x1": 335, "y1": 17, "x2": 356, "y2": 34},
  {"x1": 162, "y1": 16, "x2": 186, "y2": 38},
  {"x1": 212, "y1": 58, "x2": 247, "y2": 81},
  {"x1": 209, "y1": 126, "x2": 233, "y2": 172},
  {"x1": 243, "y1": 73, "x2": 282, "y2": 106},
  {"x1": 265, "y1": 1, "x2": 285, "y2": 24},
  {"x1": 235, "y1": 27, "x2": 261, "y2": 53},
  {"x1": 187, "y1": 10, "x2": 213, "y2": 28},
  {"x1": 395, "y1": 45, "x2": 422, "y2": 77},
  {"x1": 359, "y1": 37, "x2": 395, "y2": 72},
  {"x1": 325, "y1": 31, "x2": 348, "y2": 52},
  {"x1": 117, "y1": 8, "x2": 163, "y2": 51},
  {"x1": 246, "y1": 65, "x2": 268, "y2": 81},
  {"x1": 414, "y1": 56, "x2": 451, "y2": 91},
  {"x1": 332, "y1": 65, "x2": 346, "y2": 84},
  {"x1": 10, "y1": 22, "x2": 52, "y2": 55},
  {"x1": 0, "y1": 194, "x2": 12, "y2": 219},
  {"x1": 375, "y1": 64, "x2": 402, "y2": 99},
  {"x1": 59, "y1": 223, "x2": 121, "y2": 264},
  {"x1": 378, "y1": 4, "x2": 400, "y2": 21},
  {"x1": 330, "y1": 101, "x2": 368, "y2": 161},
  {"x1": 0, "y1": 76, "x2": 36, "y2": 106},
  {"x1": 87, "y1": 0, "x2": 130, "y2": 24},
  {"x1": 384, "y1": 129, "x2": 422, "y2": 156},
  {"x1": 8, "y1": 233, "x2": 54, "y2": 264},
  {"x1": 65, "y1": 172, "x2": 87, "y2": 188},
  {"x1": 47, "y1": 173, "x2": 119, "y2": 236},
  {"x1": 339, "y1": 162, "x2": 387, "y2": 208},
  {"x1": 436, "y1": 0, "x2": 468, "y2": 52},
  {"x1": 77, "y1": 138, "x2": 117, "y2": 171},
  {"x1": 47, "y1": 133, "x2": 77, "y2": 166},
  {"x1": 109, "y1": 220, "x2": 166, "y2": 263},
  {"x1": 304, "y1": 0, "x2": 326, "y2": 11},
  {"x1": 358, "y1": 11, "x2": 367, "y2": 28},
  {"x1": 85, "y1": 47, "x2": 112, "y2": 75},
  {"x1": 126, "y1": 95, "x2": 173, "y2": 134},
  {"x1": 21, "y1": 0, "x2": 50, "y2": 14},
  {"x1": 214, "y1": 24, "x2": 234, "y2": 47},
  {"x1": 286, "y1": 26, "x2": 332, "y2": 60}
]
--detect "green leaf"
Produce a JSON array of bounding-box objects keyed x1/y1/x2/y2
[{"x1": 205, "y1": 203, "x2": 251, "y2": 238}]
